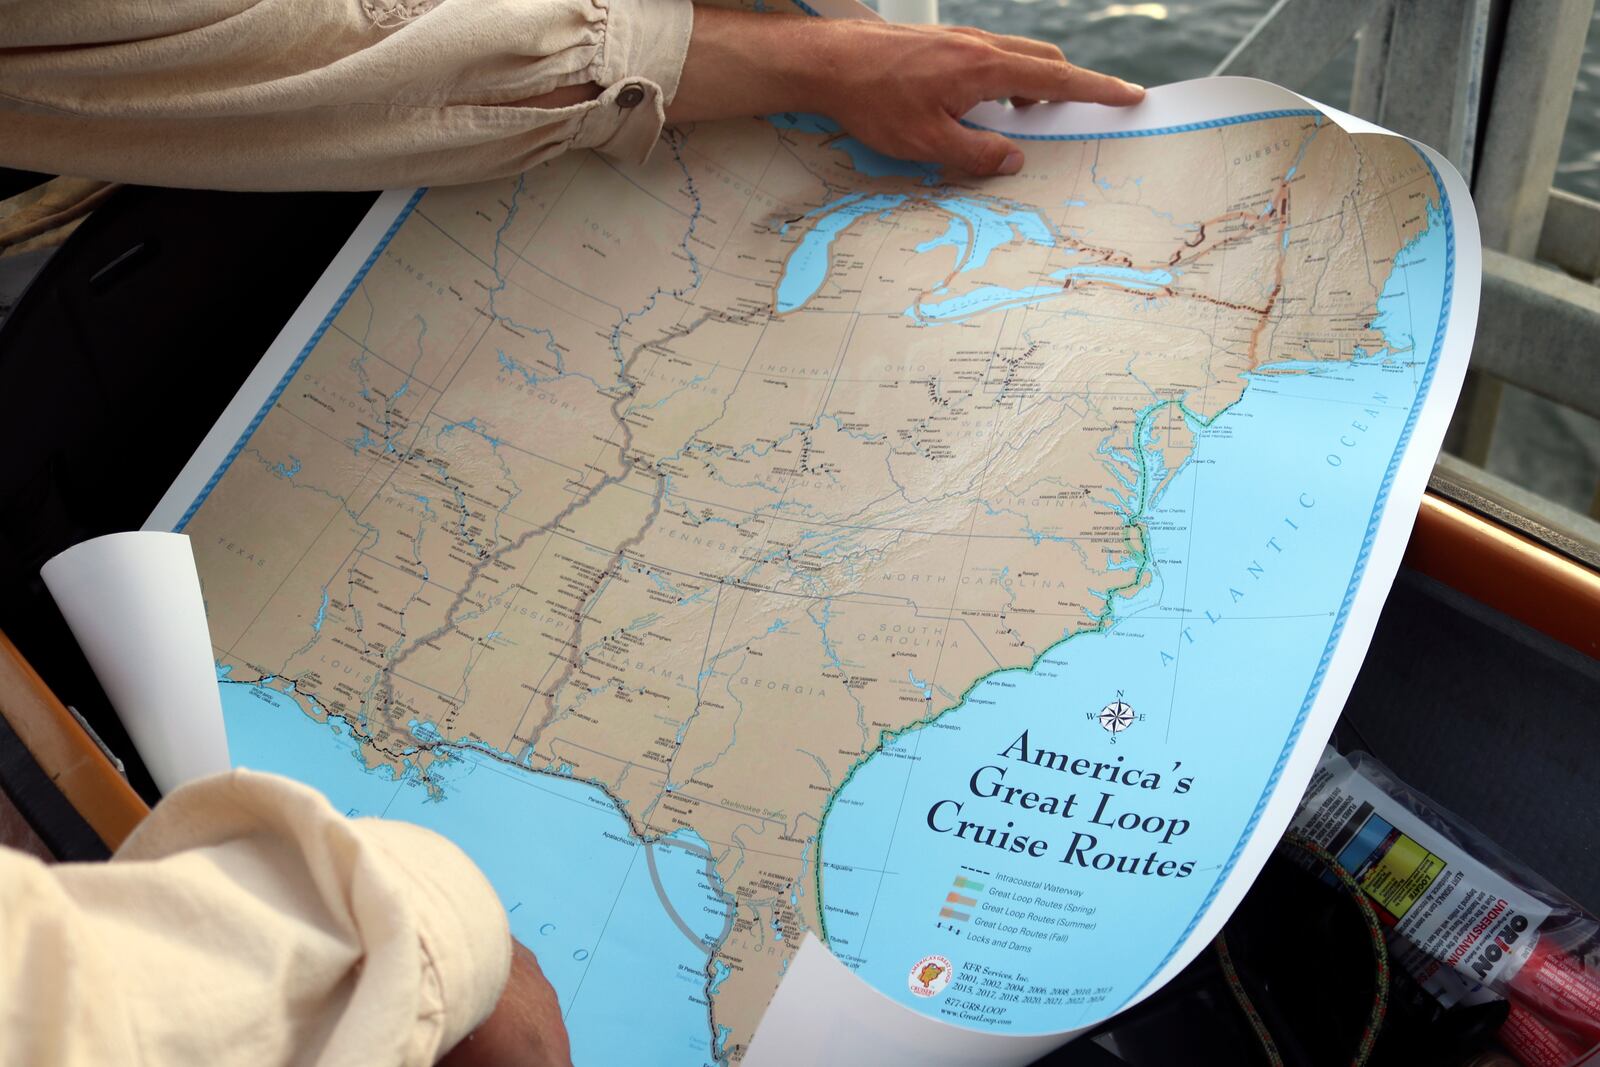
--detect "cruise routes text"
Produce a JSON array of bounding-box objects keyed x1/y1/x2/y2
[{"x1": 924, "y1": 729, "x2": 1201, "y2": 877}]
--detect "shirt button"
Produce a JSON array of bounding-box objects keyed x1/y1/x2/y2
[{"x1": 617, "y1": 86, "x2": 645, "y2": 109}]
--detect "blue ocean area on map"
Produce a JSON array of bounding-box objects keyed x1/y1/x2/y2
[
  {"x1": 816, "y1": 199, "x2": 1449, "y2": 1030},
  {"x1": 220, "y1": 676, "x2": 733, "y2": 1065}
]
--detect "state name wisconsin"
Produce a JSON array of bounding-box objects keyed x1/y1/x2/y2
[{"x1": 188, "y1": 111, "x2": 1438, "y2": 1059}]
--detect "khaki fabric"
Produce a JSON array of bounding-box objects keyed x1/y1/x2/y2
[
  {"x1": 0, "y1": 770, "x2": 512, "y2": 1066},
  {"x1": 0, "y1": 0, "x2": 694, "y2": 189}
]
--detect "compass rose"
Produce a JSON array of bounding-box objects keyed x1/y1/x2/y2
[{"x1": 1098, "y1": 698, "x2": 1136, "y2": 734}]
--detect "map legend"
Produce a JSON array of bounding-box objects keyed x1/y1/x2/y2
[{"x1": 938, "y1": 873, "x2": 986, "y2": 927}]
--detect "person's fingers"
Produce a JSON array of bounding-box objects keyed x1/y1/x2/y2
[
  {"x1": 988, "y1": 33, "x2": 1068, "y2": 63},
  {"x1": 978, "y1": 53, "x2": 1144, "y2": 106},
  {"x1": 516, "y1": 941, "x2": 572, "y2": 1067},
  {"x1": 943, "y1": 25, "x2": 1063, "y2": 62},
  {"x1": 990, "y1": 37, "x2": 1066, "y2": 108},
  {"x1": 920, "y1": 118, "x2": 1024, "y2": 177},
  {"x1": 438, "y1": 939, "x2": 573, "y2": 1067}
]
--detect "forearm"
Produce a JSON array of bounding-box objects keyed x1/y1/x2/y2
[
  {"x1": 668, "y1": 9, "x2": 838, "y2": 122},
  {"x1": 0, "y1": 0, "x2": 693, "y2": 190},
  {"x1": 1, "y1": 771, "x2": 512, "y2": 1066}
]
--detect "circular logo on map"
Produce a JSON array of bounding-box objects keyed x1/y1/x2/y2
[
  {"x1": 908, "y1": 954, "x2": 954, "y2": 998},
  {"x1": 1098, "y1": 699, "x2": 1136, "y2": 734}
]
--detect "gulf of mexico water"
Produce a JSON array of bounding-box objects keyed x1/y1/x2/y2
[
  {"x1": 908, "y1": 0, "x2": 1600, "y2": 203},
  {"x1": 814, "y1": 184, "x2": 1453, "y2": 1031},
  {"x1": 219, "y1": 675, "x2": 734, "y2": 1066}
]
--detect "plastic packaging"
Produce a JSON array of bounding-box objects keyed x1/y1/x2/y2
[
  {"x1": 1499, "y1": 1002, "x2": 1590, "y2": 1067},
  {"x1": 1291, "y1": 747, "x2": 1600, "y2": 1066}
]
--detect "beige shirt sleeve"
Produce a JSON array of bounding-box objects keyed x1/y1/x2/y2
[
  {"x1": 0, "y1": 0, "x2": 694, "y2": 190},
  {"x1": 0, "y1": 769, "x2": 512, "y2": 1066}
]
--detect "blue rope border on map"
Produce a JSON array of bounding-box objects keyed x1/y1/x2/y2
[
  {"x1": 1127, "y1": 146, "x2": 1456, "y2": 1003},
  {"x1": 966, "y1": 107, "x2": 1320, "y2": 141},
  {"x1": 173, "y1": 187, "x2": 428, "y2": 532}
]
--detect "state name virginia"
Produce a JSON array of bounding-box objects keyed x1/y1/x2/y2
[{"x1": 187, "y1": 113, "x2": 1438, "y2": 1060}]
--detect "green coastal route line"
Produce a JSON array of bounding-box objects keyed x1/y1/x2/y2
[{"x1": 808, "y1": 385, "x2": 1258, "y2": 947}]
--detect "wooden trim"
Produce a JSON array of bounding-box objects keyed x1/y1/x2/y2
[
  {"x1": 0, "y1": 630, "x2": 149, "y2": 851},
  {"x1": 1404, "y1": 492, "x2": 1600, "y2": 659}
]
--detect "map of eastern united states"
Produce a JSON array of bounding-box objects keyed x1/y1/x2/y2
[{"x1": 187, "y1": 111, "x2": 1437, "y2": 1061}]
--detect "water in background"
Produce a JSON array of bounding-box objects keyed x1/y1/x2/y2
[{"x1": 928, "y1": 0, "x2": 1600, "y2": 203}]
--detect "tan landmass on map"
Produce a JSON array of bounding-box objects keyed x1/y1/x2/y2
[{"x1": 187, "y1": 113, "x2": 1440, "y2": 1060}]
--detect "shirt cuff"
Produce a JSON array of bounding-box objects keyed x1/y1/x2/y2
[
  {"x1": 571, "y1": 0, "x2": 693, "y2": 163},
  {"x1": 116, "y1": 770, "x2": 513, "y2": 1063},
  {"x1": 360, "y1": 818, "x2": 512, "y2": 1057},
  {"x1": 596, "y1": 0, "x2": 695, "y2": 105}
]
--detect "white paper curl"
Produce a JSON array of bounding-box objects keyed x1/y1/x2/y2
[{"x1": 41, "y1": 532, "x2": 231, "y2": 794}]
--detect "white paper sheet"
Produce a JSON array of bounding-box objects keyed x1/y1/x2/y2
[
  {"x1": 143, "y1": 76, "x2": 1480, "y2": 1065},
  {"x1": 40, "y1": 532, "x2": 231, "y2": 795},
  {"x1": 748, "y1": 935, "x2": 1068, "y2": 1065}
]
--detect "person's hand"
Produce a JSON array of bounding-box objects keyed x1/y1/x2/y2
[
  {"x1": 669, "y1": 10, "x2": 1144, "y2": 177},
  {"x1": 438, "y1": 938, "x2": 571, "y2": 1067},
  {"x1": 801, "y1": 21, "x2": 1144, "y2": 176}
]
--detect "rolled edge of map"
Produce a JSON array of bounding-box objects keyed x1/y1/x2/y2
[
  {"x1": 41, "y1": 531, "x2": 230, "y2": 795},
  {"x1": 744, "y1": 935, "x2": 1077, "y2": 1065}
]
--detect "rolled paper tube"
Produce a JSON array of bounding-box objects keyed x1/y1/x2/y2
[{"x1": 41, "y1": 532, "x2": 230, "y2": 795}]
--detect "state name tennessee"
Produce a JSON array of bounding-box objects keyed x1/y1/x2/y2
[{"x1": 924, "y1": 730, "x2": 1199, "y2": 878}]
